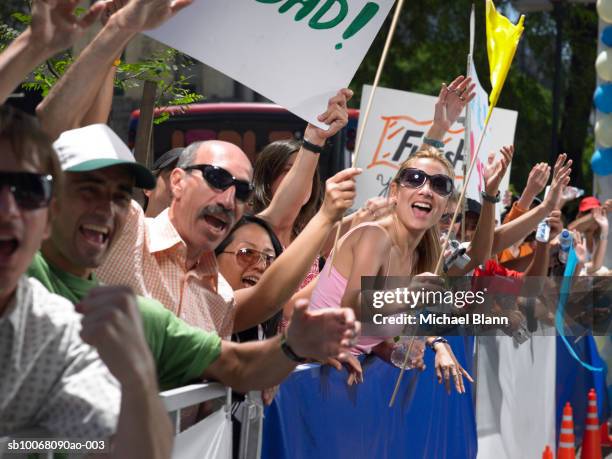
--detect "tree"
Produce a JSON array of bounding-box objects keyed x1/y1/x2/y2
[
  {"x1": 0, "y1": 6, "x2": 203, "y2": 123},
  {"x1": 350, "y1": 0, "x2": 597, "y2": 196}
]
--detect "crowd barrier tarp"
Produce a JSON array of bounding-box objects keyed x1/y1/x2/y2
[
  {"x1": 171, "y1": 407, "x2": 232, "y2": 459},
  {"x1": 262, "y1": 336, "x2": 477, "y2": 459},
  {"x1": 556, "y1": 335, "x2": 610, "y2": 447},
  {"x1": 476, "y1": 336, "x2": 556, "y2": 459}
]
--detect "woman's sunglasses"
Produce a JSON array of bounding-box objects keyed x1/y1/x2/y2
[
  {"x1": 397, "y1": 168, "x2": 454, "y2": 197},
  {"x1": 184, "y1": 164, "x2": 253, "y2": 203},
  {"x1": 0, "y1": 172, "x2": 53, "y2": 210},
  {"x1": 440, "y1": 213, "x2": 462, "y2": 225},
  {"x1": 223, "y1": 247, "x2": 276, "y2": 269}
]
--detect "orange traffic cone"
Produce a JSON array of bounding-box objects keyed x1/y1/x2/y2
[
  {"x1": 580, "y1": 389, "x2": 602, "y2": 459},
  {"x1": 543, "y1": 445, "x2": 554, "y2": 459},
  {"x1": 600, "y1": 421, "x2": 612, "y2": 448},
  {"x1": 558, "y1": 402, "x2": 576, "y2": 459}
]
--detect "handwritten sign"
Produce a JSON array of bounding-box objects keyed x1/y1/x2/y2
[
  {"x1": 146, "y1": 0, "x2": 395, "y2": 128},
  {"x1": 353, "y1": 84, "x2": 518, "y2": 219}
]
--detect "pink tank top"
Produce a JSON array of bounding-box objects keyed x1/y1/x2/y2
[{"x1": 309, "y1": 223, "x2": 392, "y2": 355}]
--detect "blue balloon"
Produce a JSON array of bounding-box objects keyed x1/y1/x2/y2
[
  {"x1": 603, "y1": 26, "x2": 612, "y2": 47},
  {"x1": 591, "y1": 148, "x2": 612, "y2": 176},
  {"x1": 594, "y1": 84, "x2": 612, "y2": 113}
]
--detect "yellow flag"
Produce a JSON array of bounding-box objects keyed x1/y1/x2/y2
[{"x1": 485, "y1": 0, "x2": 525, "y2": 123}]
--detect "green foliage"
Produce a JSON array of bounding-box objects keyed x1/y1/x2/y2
[
  {"x1": 350, "y1": 0, "x2": 597, "y2": 193},
  {"x1": 0, "y1": 10, "x2": 203, "y2": 122},
  {"x1": 115, "y1": 47, "x2": 203, "y2": 123}
]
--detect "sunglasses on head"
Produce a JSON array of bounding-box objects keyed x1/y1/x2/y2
[
  {"x1": 397, "y1": 168, "x2": 454, "y2": 197},
  {"x1": 0, "y1": 172, "x2": 53, "y2": 210},
  {"x1": 223, "y1": 247, "x2": 275, "y2": 269},
  {"x1": 184, "y1": 164, "x2": 253, "y2": 203}
]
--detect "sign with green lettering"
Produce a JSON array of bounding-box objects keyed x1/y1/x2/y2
[{"x1": 147, "y1": 0, "x2": 394, "y2": 128}]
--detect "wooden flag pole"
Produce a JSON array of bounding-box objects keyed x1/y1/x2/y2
[
  {"x1": 327, "y1": 0, "x2": 406, "y2": 273},
  {"x1": 388, "y1": 108, "x2": 494, "y2": 408}
]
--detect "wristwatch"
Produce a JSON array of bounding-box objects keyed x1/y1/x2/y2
[
  {"x1": 427, "y1": 336, "x2": 448, "y2": 351},
  {"x1": 423, "y1": 137, "x2": 445, "y2": 149},
  {"x1": 280, "y1": 333, "x2": 307, "y2": 363},
  {"x1": 481, "y1": 190, "x2": 501, "y2": 203},
  {"x1": 302, "y1": 138, "x2": 325, "y2": 154}
]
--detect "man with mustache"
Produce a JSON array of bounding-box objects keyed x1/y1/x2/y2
[
  {"x1": 94, "y1": 114, "x2": 353, "y2": 338},
  {"x1": 32, "y1": 0, "x2": 355, "y2": 339},
  {"x1": 28, "y1": 123, "x2": 360, "y2": 394}
]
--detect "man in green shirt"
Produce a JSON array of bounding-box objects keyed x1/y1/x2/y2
[
  {"x1": 29, "y1": 123, "x2": 359, "y2": 394},
  {"x1": 28, "y1": 251, "x2": 219, "y2": 391}
]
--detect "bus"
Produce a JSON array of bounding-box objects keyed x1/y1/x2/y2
[{"x1": 128, "y1": 103, "x2": 359, "y2": 180}]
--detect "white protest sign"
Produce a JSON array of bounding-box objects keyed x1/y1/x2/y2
[
  {"x1": 146, "y1": 0, "x2": 395, "y2": 129},
  {"x1": 353, "y1": 84, "x2": 518, "y2": 220}
]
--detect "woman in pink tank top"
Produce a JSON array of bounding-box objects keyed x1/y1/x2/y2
[{"x1": 310, "y1": 147, "x2": 473, "y2": 391}]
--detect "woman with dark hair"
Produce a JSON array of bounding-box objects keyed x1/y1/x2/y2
[
  {"x1": 216, "y1": 215, "x2": 284, "y2": 341},
  {"x1": 252, "y1": 90, "x2": 352, "y2": 296},
  {"x1": 252, "y1": 139, "x2": 323, "y2": 242}
]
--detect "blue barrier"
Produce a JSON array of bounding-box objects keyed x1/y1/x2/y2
[
  {"x1": 556, "y1": 335, "x2": 610, "y2": 447},
  {"x1": 262, "y1": 336, "x2": 477, "y2": 459}
]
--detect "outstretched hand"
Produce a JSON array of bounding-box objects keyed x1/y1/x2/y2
[
  {"x1": 483, "y1": 145, "x2": 514, "y2": 196},
  {"x1": 544, "y1": 153, "x2": 572, "y2": 211},
  {"x1": 433, "y1": 75, "x2": 476, "y2": 133},
  {"x1": 433, "y1": 341, "x2": 474, "y2": 394},
  {"x1": 30, "y1": 0, "x2": 105, "y2": 55},
  {"x1": 112, "y1": 0, "x2": 193, "y2": 33},
  {"x1": 285, "y1": 300, "x2": 360, "y2": 362},
  {"x1": 524, "y1": 162, "x2": 551, "y2": 200}
]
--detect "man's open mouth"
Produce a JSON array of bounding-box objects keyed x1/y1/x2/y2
[
  {"x1": 80, "y1": 223, "x2": 110, "y2": 246},
  {"x1": 0, "y1": 236, "x2": 19, "y2": 259},
  {"x1": 203, "y1": 214, "x2": 228, "y2": 233}
]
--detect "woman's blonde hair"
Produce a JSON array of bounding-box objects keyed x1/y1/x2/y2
[{"x1": 392, "y1": 146, "x2": 455, "y2": 274}]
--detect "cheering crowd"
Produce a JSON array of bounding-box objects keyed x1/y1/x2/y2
[{"x1": 0, "y1": 0, "x2": 610, "y2": 457}]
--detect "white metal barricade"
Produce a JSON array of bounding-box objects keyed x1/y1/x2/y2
[{"x1": 160, "y1": 383, "x2": 233, "y2": 459}]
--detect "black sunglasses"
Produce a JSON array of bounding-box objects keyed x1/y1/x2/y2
[
  {"x1": 0, "y1": 172, "x2": 53, "y2": 210},
  {"x1": 398, "y1": 168, "x2": 454, "y2": 197},
  {"x1": 441, "y1": 212, "x2": 462, "y2": 225},
  {"x1": 184, "y1": 164, "x2": 253, "y2": 202}
]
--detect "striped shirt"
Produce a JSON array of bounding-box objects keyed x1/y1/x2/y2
[{"x1": 97, "y1": 201, "x2": 235, "y2": 338}]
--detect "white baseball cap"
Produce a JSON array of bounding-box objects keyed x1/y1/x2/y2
[{"x1": 53, "y1": 124, "x2": 156, "y2": 189}]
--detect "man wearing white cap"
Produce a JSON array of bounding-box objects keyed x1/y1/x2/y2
[{"x1": 29, "y1": 123, "x2": 360, "y2": 396}]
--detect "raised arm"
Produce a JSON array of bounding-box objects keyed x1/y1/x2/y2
[
  {"x1": 258, "y1": 89, "x2": 352, "y2": 241},
  {"x1": 80, "y1": 64, "x2": 118, "y2": 127},
  {"x1": 423, "y1": 75, "x2": 476, "y2": 144},
  {"x1": 450, "y1": 145, "x2": 513, "y2": 274},
  {"x1": 232, "y1": 167, "x2": 361, "y2": 332},
  {"x1": 585, "y1": 207, "x2": 609, "y2": 274},
  {"x1": 80, "y1": 3, "x2": 126, "y2": 127},
  {"x1": 0, "y1": 0, "x2": 103, "y2": 105},
  {"x1": 37, "y1": 0, "x2": 192, "y2": 139},
  {"x1": 492, "y1": 154, "x2": 572, "y2": 254},
  {"x1": 514, "y1": 162, "x2": 550, "y2": 213},
  {"x1": 523, "y1": 210, "x2": 563, "y2": 277},
  {"x1": 204, "y1": 302, "x2": 358, "y2": 392}
]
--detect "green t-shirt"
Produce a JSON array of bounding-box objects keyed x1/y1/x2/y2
[{"x1": 27, "y1": 252, "x2": 221, "y2": 391}]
